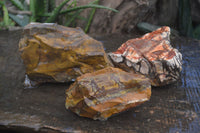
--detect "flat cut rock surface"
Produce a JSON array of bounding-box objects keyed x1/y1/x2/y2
[{"x1": 0, "y1": 30, "x2": 200, "y2": 133}]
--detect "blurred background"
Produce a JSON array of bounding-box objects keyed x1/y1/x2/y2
[{"x1": 0, "y1": 0, "x2": 200, "y2": 39}]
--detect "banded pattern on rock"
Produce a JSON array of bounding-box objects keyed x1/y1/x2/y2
[
  {"x1": 65, "y1": 67, "x2": 151, "y2": 120},
  {"x1": 19, "y1": 23, "x2": 112, "y2": 86},
  {"x1": 109, "y1": 26, "x2": 182, "y2": 86}
]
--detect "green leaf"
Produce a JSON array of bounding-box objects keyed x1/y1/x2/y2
[
  {"x1": 10, "y1": 0, "x2": 24, "y2": 10},
  {"x1": 22, "y1": 0, "x2": 29, "y2": 10},
  {"x1": 39, "y1": 13, "x2": 51, "y2": 17},
  {"x1": 49, "y1": 0, "x2": 55, "y2": 12},
  {"x1": 2, "y1": 2, "x2": 10, "y2": 26},
  {"x1": 61, "y1": 4, "x2": 118, "y2": 14},
  {"x1": 77, "y1": 16, "x2": 87, "y2": 21},
  {"x1": 0, "y1": 1, "x2": 15, "y2": 28},
  {"x1": 31, "y1": 0, "x2": 49, "y2": 22},
  {"x1": 65, "y1": 9, "x2": 82, "y2": 26},
  {"x1": 0, "y1": 1, "x2": 4, "y2": 5},
  {"x1": 67, "y1": 0, "x2": 77, "y2": 8},
  {"x1": 35, "y1": 0, "x2": 47, "y2": 16},
  {"x1": 178, "y1": 0, "x2": 193, "y2": 37},
  {"x1": 44, "y1": 0, "x2": 49, "y2": 13},
  {"x1": 29, "y1": 0, "x2": 36, "y2": 22},
  {"x1": 9, "y1": 14, "x2": 29, "y2": 26},
  {"x1": 45, "y1": 0, "x2": 70, "y2": 23},
  {"x1": 84, "y1": 0, "x2": 99, "y2": 33},
  {"x1": 193, "y1": 25, "x2": 200, "y2": 39},
  {"x1": 137, "y1": 22, "x2": 179, "y2": 37}
]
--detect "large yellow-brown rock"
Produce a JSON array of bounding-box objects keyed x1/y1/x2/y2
[
  {"x1": 65, "y1": 67, "x2": 151, "y2": 120},
  {"x1": 19, "y1": 23, "x2": 112, "y2": 85}
]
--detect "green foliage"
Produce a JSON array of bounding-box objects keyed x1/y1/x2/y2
[
  {"x1": 45, "y1": 0, "x2": 70, "y2": 23},
  {"x1": 64, "y1": 0, "x2": 80, "y2": 27},
  {"x1": 178, "y1": 0, "x2": 193, "y2": 37},
  {"x1": 10, "y1": 0, "x2": 24, "y2": 10},
  {"x1": 0, "y1": 0, "x2": 15, "y2": 29},
  {"x1": 84, "y1": 0, "x2": 99, "y2": 33},
  {"x1": 178, "y1": 0, "x2": 200, "y2": 39},
  {"x1": 60, "y1": 4, "x2": 118, "y2": 14},
  {"x1": 29, "y1": 0, "x2": 36, "y2": 22},
  {"x1": 9, "y1": 14, "x2": 29, "y2": 27},
  {"x1": 65, "y1": 9, "x2": 82, "y2": 27},
  {"x1": 49, "y1": 0, "x2": 55, "y2": 11},
  {"x1": 0, "y1": 0, "x2": 118, "y2": 32},
  {"x1": 193, "y1": 25, "x2": 200, "y2": 39}
]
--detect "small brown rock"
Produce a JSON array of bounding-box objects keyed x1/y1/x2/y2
[
  {"x1": 65, "y1": 67, "x2": 151, "y2": 120},
  {"x1": 19, "y1": 23, "x2": 112, "y2": 86},
  {"x1": 109, "y1": 26, "x2": 182, "y2": 86}
]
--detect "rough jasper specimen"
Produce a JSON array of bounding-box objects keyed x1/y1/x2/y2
[
  {"x1": 65, "y1": 67, "x2": 151, "y2": 120},
  {"x1": 19, "y1": 23, "x2": 111, "y2": 85},
  {"x1": 109, "y1": 26, "x2": 182, "y2": 86}
]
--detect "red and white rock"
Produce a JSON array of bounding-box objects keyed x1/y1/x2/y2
[{"x1": 109, "y1": 26, "x2": 182, "y2": 86}]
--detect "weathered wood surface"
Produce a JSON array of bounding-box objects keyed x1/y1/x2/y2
[{"x1": 0, "y1": 31, "x2": 200, "y2": 133}]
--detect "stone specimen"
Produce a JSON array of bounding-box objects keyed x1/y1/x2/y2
[
  {"x1": 19, "y1": 23, "x2": 112, "y2": 85},
  {"x1": 65, "y1": 67, "x2": 151, "y2": 120},
  {"x1": 109, "y1": 26, "x2": 182, "y2": 86}
]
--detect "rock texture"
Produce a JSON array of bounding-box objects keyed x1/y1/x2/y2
[
  {"x1": 109, "y1": 26, "x2": 182, "y2": 86},
  {"x1": 153, "y1": 0, "x2": 178, "y2": 26},
  {"x1": 55, "y1": 0, "x2": 199, "y2": 34},
  {"x1": 65, "y1": 67, "x2": 151, "y2": 120},
  {"x1": 75, "y1": 0, "x2": 157, "y2": 34},
  {"x1": 0, "y1": 29, "x2": 25, "y2": 97},
  {"x1": 19, "y1": 23, "x2": 111, "y2": 85}
]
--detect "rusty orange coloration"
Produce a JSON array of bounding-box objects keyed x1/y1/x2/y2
[
  {"x1": 19, "y1": 23, "x2": 112, "y2": 86},
  {"x1": 109, "y1": 26, "x2": 182, "y2": 86},
  {"x1": 65, "y1": 67, "x2": 151, "y2": 120}
]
